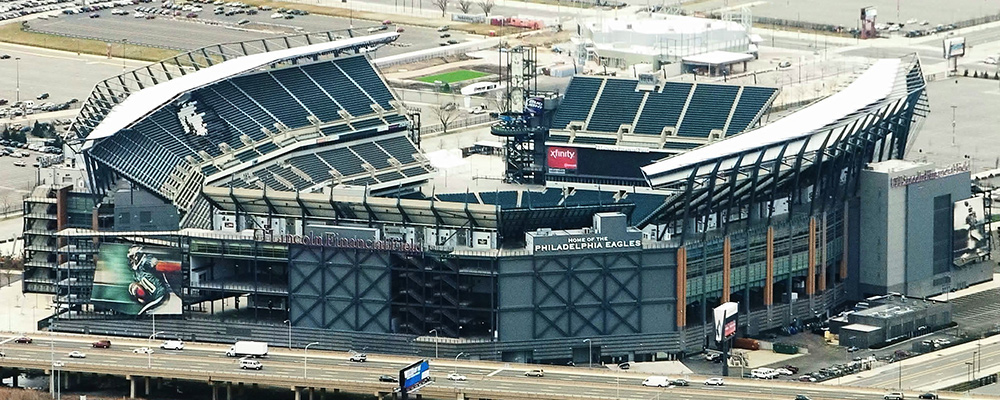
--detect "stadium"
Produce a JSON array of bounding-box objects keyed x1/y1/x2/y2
[{"x1": 20, "y1": 26, "x2": 933, "y2": 365}]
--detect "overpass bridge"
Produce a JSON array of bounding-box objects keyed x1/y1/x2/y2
[{"x1": 0, "y1": 335, "x2": 993, "y2": 400}]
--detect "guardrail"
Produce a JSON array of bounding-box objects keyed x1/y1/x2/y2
[{"x1": 21, "y1": 24, "x2": 187, "y2": 51}]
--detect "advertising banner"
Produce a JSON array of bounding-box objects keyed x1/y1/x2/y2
[
  {"x1": 713, "y1": 302, "x2": 739, "y2": 342},
  {"x1": 399, "y1": 359, "x2": 431, "y2": 396},
  {"x1": 91, "y1": 244, "x2": 183, "y2": 315},
  {"x1": 547, "y1": 146, "x2": 578, "y2": 170},
  {"x1": 954, "y1": 196, "x2": 989, "y2": 267},
  {"x1": 525, "y1": 97, "x2": 544, "y2": 116},
  {"x1": 943, "y1": 37, "x2": 966, "y2": 58}
]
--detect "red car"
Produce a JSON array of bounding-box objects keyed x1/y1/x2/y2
[
  {"x1": 92, "y1": 339, "x2": 111, "y2": 348},
  {"x1": 14, "y1": 336, "x2": 32, "y2": 344}
]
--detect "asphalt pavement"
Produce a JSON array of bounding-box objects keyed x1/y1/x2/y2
[{"x1": 25, "y1": 8, "x2": 475, "y2": 57}]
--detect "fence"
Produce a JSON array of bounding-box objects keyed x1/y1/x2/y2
[
  {"x1": 421, "y1": 113, "x2": 494, "y2": 135},
  {"x1": 22, "y1": 24, "x2": 187, "y2": 51}
]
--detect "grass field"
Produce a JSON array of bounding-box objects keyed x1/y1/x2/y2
[{"x1": 416, "y1": 70, "x2": 489, "y2": 83}]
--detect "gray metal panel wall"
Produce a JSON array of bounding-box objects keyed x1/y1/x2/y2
[
  {"x1": 497, "y1": 247, "x2": 676, "y2": 342},
  {"x1": 904, "y1": 172, "x2": 970, "y2": 297},
  {"x1": 288, "y1": 244, "x2": 392, "y2": 332}
]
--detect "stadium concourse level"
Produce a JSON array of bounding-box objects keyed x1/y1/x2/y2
[
  {"x1": 548, "y1": 76, "x2": 778, "y2": 150},
  {"x1": 435, "y1": 188, "x2": 668, "y2": 238},
  {"x1": 86, "y1": 54, "x2": 431, "y2": 198}
]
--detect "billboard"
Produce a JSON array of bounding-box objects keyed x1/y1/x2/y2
[
  {"x1": 547, "y1": 146, "x2": 578, "y2": 170},
  {"x1": 91, "y1": 244, "x2": 183, "y2": 315},
  {"x1": 525, "y1": 96, "x2": 544, "y2": 116},
  {"x1": 399, "y1": 359, "x2": 431, "y2": 397},
  {"x1": 860, "y1": 6, "x2": 877, "y2": 21},
  {"x1": 944, "y1": 37, "x2": 966, "y2": 58},
  {"x1": 713, "y1": 302, "x2": 739, "y2": 343},
  {"x1": 954, "y1": 196, "x2": 989, "y2": 267}
]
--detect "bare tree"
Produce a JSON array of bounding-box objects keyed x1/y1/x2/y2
[
  {"x1": 0, "y1": 195, "x2": 10, "y2": 217},
  {"x1": 431, "y1": 103, "x2": 463, "y2": 135},
  {"x1": 432, "y1": 0, "x2": 449, "y2": 17},
  {"x1": 457, "y1": 0, "x2": 473, "y2": 13},
  {"x1": 485, "y1": 90, "x2": 513, "y2": 114},
  {"x1": 477, "y1": 0, "x2": 495, "y2": 16}
]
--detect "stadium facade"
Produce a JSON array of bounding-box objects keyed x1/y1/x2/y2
[{"x1": 22, "y1": 30, "x2": 969, "y2": 365}]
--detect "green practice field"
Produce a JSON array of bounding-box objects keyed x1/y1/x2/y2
[{"x1": 416, "y1": 70, "x2": 489, "y2": 83}]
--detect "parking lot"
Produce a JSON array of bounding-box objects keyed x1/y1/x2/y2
[
  {"x1": 682, "y1": 0, "x2": 1000, "y2": 29},
  {"x1": 24, "y1": 1, "x2": 476, "y2": 57}
]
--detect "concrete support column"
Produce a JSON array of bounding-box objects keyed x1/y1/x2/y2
[
  {"x1": 129, "y1": 376, "x2": 136, "y2": 399},
  {"x1": 212, "y1": 382, "x2": 218, "y2": 400},
  {"x1": 320, "y1": 387, "x2": 326, "y2": 400},
  {"x1": 76, "y1": 372, "x2": 82, "y2": 385},
  {"x1": 807, "y1": 218, "x2": 816, "y2": 296},
  {"x1": 676, "y1": 246, "x2": 687, "y2": 328},
  {"x1": 49, "y1": 370, "x2": 54, "y2": 397},
  {"x1": 819, "y1": 213, "x2": 828, "y2": 291},
  {"x1": 765, "y1": 226, "x2": 775, "y2": 306},
  {"x1": 157, "y1": 377, "x2": 162, "y2": 390},
  {"x1": 238, "y1": 382, "x2": 245, "y2": 396},
  {"x1": 293, "y1": 387, "x2": 301, "y2": 400},
  {"x1": 722, "y1": 236, "x2": 731, "y2": 303},
  {"x1": 12, "y1": 371, "x2": 18, "y2": 388},
  {"x1": 145, "y1": 376, "x2": 151, "y2": 395},
  {"x1": 62, "y1": 370, "x2": 69, "y2": 390},
  {"x1": 226, "y1": 382, "x2": 233, "y2": 400},
  {"x1": 456, "y1": 392, "x2": 465, "y2": 400},
  {"x1": 309, "y1": 387, "x2": 315, "y2": 400}
]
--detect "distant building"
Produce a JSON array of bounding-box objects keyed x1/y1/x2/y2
[
  {"x1": 836, "y1": 294, "x2": 952, "y2": 349},
  {"x1": 577, "y1": 12, "x2": 754, "y2": 70}
]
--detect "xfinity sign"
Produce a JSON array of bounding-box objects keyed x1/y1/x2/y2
[{"x1": 547, "y1": 146, "x2": 578, "y2": 170}]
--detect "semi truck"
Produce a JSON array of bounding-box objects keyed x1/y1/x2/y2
[{"x1": 225, "y1": 341, "x2": 268, "y2": 358}]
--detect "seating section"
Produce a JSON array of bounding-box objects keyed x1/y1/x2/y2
[
  {"x1": 435, "y1": 188, "x2": 667, "y2": 223},
  {"x1": 726, "y1": 86, "x2": 777, "y2": 136},
  {"x1": 587, "y1": 80, "x2": 643, "y2": 132},
  {"x1": 89, "y1": 54, "x2": 419, "y2": 198},
  {"x1": 573, "y1": 136, "x2": 617, "y2": 145},
  {"x1": 675, "y1": 84, "x2": 740, "y2": 138},
  {"x1": 551, "y1": 77, "x2": 603, "y2": 129},
  {"x1": 633, "y1": 82, "x2": 693, "y2": 135}
]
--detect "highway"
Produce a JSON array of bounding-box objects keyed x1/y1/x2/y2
[
  {"x1": 1, "y1": 335, "x2": 994, "y2": 400},
  {"x1": 843, "y1": 336, "x2": 1000, "y2": 392}
]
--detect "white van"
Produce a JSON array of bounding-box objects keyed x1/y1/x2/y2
[
  {"x1": 641, "y1": 376, "x2": 671, "y2": 387},
  {"x1": 160, "y1": 340, "x2": 184, "y2": 350},
  {"x1": 751, "y1": 368, "x2": 778, "y2": 379},
  {"x1": 239, "y1": 358, "x2": 262, "y2": 370}
]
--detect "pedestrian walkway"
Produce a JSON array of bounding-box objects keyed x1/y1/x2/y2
[{"x1": 0, "y1": 270, "x2": 53, "y2": 335}]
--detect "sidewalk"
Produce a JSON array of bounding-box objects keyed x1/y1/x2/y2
[{"x1": 930, "y1": 273, "x2": 1000, "y2": 302}]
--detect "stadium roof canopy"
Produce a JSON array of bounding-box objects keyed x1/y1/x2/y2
[
  {"x1": 84, "y1": 32, "x2": 399, "y2": 144},
  {"x1": 636, "y1": 55, "x2": 929, "y2": 230},
  {"x1": 641, "y1": 58, "x2": 901, "y2": 186}
]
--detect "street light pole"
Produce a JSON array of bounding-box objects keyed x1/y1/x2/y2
[
  {"x1": 951, "y1": 105, "x2": 958, "y2": 146},
  {"x1": 304, "y1": 342, "x2": 319, "y2": 378},
  {"x1": 148, "y1": 331, "x2": 164, "y2": 369},
  {"x1": 583, "y1": 339, "x2": 592, "y2": 368},
  {"x1": 454, "y1": 352, "x2": 466, "y2": 374},
  {"x1": 284, "y1": 319, "x2": 291, "y2": 349},
  {"x1": 14, "y1": 57, "x2": 20, "y2": 104},
  {"x1": 429, "y1": 329, "x2": 439, "y2": 358}
]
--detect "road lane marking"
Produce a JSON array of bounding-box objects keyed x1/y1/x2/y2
[{"x1": 486, "y1": 368, "x2": 503, "y2": 377}]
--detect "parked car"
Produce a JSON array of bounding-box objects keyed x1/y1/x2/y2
[
  {"x1": 36, "y1": 93, "x2": 49, "y2": 100},
  {"x1": 795, "y1": 395, "x2": 811, "y2": 400},
  {"x1": 0, "y1": 54, "x2": 10, "y2": 60},
  {"x1": 436, "y1": 25, "x2": 449, "y2": 31},
  {"x1": 782, "y1": 365, "x2": 800, "y2": 374},
  {"x1": 88, "y1": 12, "x2": 100, "y2": 17},
  {"x1": 775, "y1": 368, "x2": 794, "y2": 376}
]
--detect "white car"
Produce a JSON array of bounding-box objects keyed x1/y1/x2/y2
[
  {"x1": 983, "y1": 57, "x2": 997, "y2": 65},
  {"x1": 132, "y1": 11, "x2": 144, "y2": 17},
  {"x1": 447, "y1": 373, "x2": 467, "y2": 381},
  {"x1": 349, "y1": 353, "x2": 367, "y2": 362},
  {"x1": 160, "y1": 340, "x2": 184, "y2": 350},
  {"x1": 133, "y1": 347, "x2": 154, "y2": 354},
  {"x1": 775, "y1": 368, "x2": 795, "y2": 376},
  {"x1": 68, "y1": 351, "x2": 86, "y2": 358},
  {"x1": 269, "y1": 12, "x2": 282, "y2": 18},
  {"x1": 704, "y1": 377, "x2": 724, "y2": 386}
]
